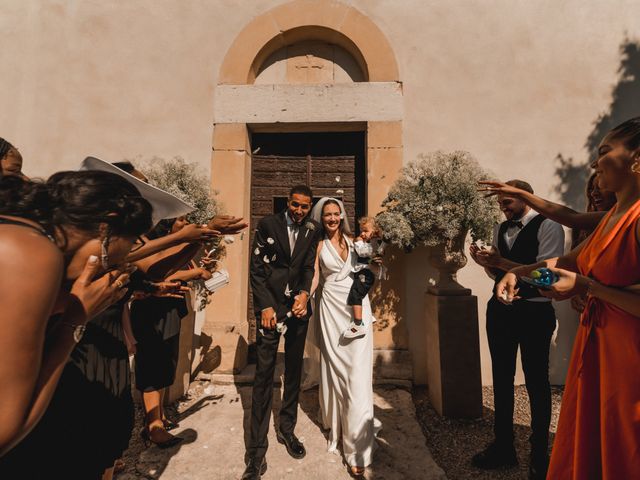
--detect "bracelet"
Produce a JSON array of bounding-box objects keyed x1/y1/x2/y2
[{"x1": 60, "y1": 321, "x2": 86, "y2": 343}]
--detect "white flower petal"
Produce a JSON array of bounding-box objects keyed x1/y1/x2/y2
[
  {"x1": 254, "y1": 248, "x2": 260, "y2": 255},
  {"x1": 263, "y1": 255, "x2": 270, "y2": 263},
  {"x1": 267, "y1": 237, "x2": 275, "y2": 244}
]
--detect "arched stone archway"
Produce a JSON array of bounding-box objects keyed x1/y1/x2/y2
[
  {"x1": 218, "y1": 0, "x2": 399, "y2": 84},
  {"x1": 207, "y1": 1, "x2": 408, "y2": 380}
]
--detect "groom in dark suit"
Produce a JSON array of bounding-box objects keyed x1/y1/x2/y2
[{"x1": 242, "y1": 185, "x2": 322, "y2": 480}]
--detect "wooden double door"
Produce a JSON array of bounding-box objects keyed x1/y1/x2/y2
[{"x1": 247, "y1": 154, "x2": 359, "y2": 339}]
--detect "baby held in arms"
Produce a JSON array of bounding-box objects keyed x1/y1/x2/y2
[{"x1": 344, "y1": 216, "x2": 386, "y2": 339}]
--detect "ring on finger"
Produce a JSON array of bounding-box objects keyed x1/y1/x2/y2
[{"x1": 114, "y1": 279, "x2": 124, "y2": 289}]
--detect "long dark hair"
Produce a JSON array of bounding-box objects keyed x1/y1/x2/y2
[{"x1": 0, "y1": 171, "x2": 153, "y2": 241}]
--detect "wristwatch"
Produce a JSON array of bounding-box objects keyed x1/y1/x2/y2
[{"x1": 61, "y1": 322, "x2": 87, "y2": 343}]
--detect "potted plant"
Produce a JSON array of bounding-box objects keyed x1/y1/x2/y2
[{"x1": 376, "y1": 150, "x2": 500, "y2": 294}]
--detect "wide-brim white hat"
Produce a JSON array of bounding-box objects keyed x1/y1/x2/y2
[{"x1": 80, "y1": 156, "x2": 194, "y2": 225}]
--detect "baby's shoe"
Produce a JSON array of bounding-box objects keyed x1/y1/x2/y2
[{"x1": 343, "y1": 321, "x2": 366, "y2": 339}]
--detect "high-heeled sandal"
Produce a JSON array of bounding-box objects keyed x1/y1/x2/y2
[{"x1": 139, "y1": 426, "x2": 183, "y2": 449}]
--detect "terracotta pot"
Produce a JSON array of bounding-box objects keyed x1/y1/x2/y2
[{"x1": 428, "y1": 230, "x2": 471, "y2": 296}]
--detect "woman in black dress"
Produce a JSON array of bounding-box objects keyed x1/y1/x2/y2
[
  {"x1": 0, "y1": 171, "x2": 152, "y2": 477},
  {"x1": 131, "y1": 217, "x2": 212, "y2": 447}
]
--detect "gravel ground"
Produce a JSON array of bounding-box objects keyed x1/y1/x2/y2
[{"x1": 414, "y1": 385, "x2": 564, "y2": 480}]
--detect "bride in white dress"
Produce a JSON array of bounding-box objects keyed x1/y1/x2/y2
[{"x1": 308, "y1": 197, "x2": 377, "y2": 477}]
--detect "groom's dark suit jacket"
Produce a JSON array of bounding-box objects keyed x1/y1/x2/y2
[{"x1": 250, "y1": 211, "x2": 322, "y2": 321}]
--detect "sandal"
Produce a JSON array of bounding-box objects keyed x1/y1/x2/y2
[
  {"x1": 349, "y1": 466, "x2": 365, "y2": 477},
  {"x1": 163, "y1": 418, "x2": 180, "y2": 431}
]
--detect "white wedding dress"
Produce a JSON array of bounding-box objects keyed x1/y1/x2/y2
[{"x1": 315, "y1": 236, "x2": 378, "y2": 467}]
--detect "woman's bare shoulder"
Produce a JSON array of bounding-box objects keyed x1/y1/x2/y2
[{"x1": 0, "y1": 226, "x2": 63, "y2": 273}]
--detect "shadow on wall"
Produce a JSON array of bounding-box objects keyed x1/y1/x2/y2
[
  {"x1": 554, "y1": 37, "x2": 640, "y2": 209},
  {"x1": 191, "y1": 333, "x2": 249, "y2": 379},
  {"x1": 370, "y1": 246, "x2": 407, "y2": 348}
]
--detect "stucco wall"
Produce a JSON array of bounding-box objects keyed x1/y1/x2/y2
[{"x1": 2, "y1": 0, "x2": 639, "y2": 384}]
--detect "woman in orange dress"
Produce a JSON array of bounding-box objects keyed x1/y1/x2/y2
[{"x1": 493, "y1": 117, "x2": 640, "y2": 479}]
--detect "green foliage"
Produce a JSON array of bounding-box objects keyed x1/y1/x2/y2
[
  {"x1": 138, "y1": 156, "x2": 219, "y2": 224},
  {"x1": 377, "y1": 151, "x2": 501, "y2": 249}
]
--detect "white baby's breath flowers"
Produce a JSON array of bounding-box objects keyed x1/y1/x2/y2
[
  {"x1": 376, "y1": 150, "x2": 501, "y2": 249},
  {"x1": 138, "y1": 156, "x2": 219, "y2": 225},
  {"x1": 304, "y1": 221, "x2": 315, "y2": 237},
  {"x1": 131, "y1": 156, "x2": 222, "y2": 311}
]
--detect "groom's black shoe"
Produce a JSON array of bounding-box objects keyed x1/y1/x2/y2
[
  {"x1": 241, "y1": 457, "x2": 267, "y2": 479},
  {"x1": 276, "y1": 431, "x2": 306, "y2": 459},
  {"x1": 528, "y1": 449, "x2": 549, "y2": 480},
  {"x1": 471, "y1": 441, "x2": 518, "y2": 469}
]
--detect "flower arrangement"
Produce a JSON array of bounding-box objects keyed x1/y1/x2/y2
[
  {"x1": 139, "y1": 156, "x2": 220, "y2": 226},
  {"x1": 376, "y1": 151, "x2": 501, "y2": 250},
  {"x1": 132, "y1": 156, "x2": 223, "y2": 310}
]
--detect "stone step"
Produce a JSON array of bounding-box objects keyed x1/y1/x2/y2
[{"x1": 200, "y1": 348, "x2": 413, "y2": 389}]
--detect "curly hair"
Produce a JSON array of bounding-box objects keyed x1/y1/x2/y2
[
  {"x1": 608, "y1": 116, "x2": 640, "y2": 150},
  {"x1": 0, "y1": 171, "x2": 153, "y2": 241},
  {"x1": 0, "y1": 137, "x2": 13, "y2": 160}
]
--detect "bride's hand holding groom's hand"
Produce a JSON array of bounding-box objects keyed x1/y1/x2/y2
[{"x1": 291, "y1": 292, "x2": 308, "y2": 318}]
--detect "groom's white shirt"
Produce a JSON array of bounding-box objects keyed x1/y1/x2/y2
[{"x1": 284, "y1": 211, "x2": 299, "y2": 298}]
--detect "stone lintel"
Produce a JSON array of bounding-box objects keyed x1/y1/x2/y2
[{"x1": 214, "y1": 82, "x2": 402, "y2": 124}]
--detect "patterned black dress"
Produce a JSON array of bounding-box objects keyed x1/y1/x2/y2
[
  {"x1": 131, "y1": 296, "x2": 187, "y2": 392},
  {"x1": 1, "y1": 300, "x2": 134, "y2": 479}
]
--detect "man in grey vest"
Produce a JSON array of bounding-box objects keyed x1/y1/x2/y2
[{"x1": 469, "y1": 179, "x2": 564, "y2": 480}]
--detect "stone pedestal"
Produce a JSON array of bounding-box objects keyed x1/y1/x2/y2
[
  {"x1": 425, "y1": 292, "x2": 482, "y2": 418},
  {"x1": 166, "y1": 298, "x2": 196, "y2": 403}
]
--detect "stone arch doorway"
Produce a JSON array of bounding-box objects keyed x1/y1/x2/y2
[
  {"x1": 246, "y1": 129, "x2": 367, "y2": 344},
  {"x1": 207, "y1": 0, "x2": 407, "y2": 377}
]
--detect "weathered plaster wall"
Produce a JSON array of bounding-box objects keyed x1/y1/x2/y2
[{"x1": 2, "y1": 0, "x2": 639, "y2": 384}]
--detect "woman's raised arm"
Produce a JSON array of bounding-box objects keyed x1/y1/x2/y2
[{"x1": 479, "y1": 181, "x2": 606, "y2": 230}]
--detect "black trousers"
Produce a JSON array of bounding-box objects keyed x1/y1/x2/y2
[
  {"x1": 347, "y1": 268, "x2": 376, "y2": 306},
  {"x1": 486, "y1": 297, "x2": 556, "y2": 454},
  {"x1": 247, "y1": 315, "x2": 308, "y2": 460}
]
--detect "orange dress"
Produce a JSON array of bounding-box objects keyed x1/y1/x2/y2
[{"x1": 548, "y1": 199, "x2": 640, "y2": 479}]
